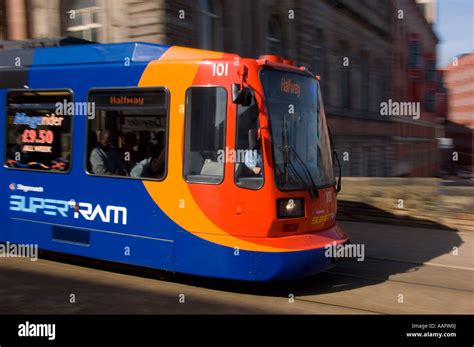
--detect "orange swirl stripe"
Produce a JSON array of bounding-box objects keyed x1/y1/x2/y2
[{"x1": 138, "y1": 47, "x2": 291, "y2": 252}]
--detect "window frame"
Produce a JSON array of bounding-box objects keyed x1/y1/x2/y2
[
  {"x1": 266, "y1": 15, "x2": 284, "y2": 56},
  {"x1": 233, "y1": 94, "x2": 265, "y2": 191},
  {"x1": 62, "y1": 1, "x2": 102, "y2": 42},
  {"x1": 312, "y1": 28, "x2": 329, "y2": 101},
  {"x1": 198, "y1": 0, "x2": 224, "y2": 51},
  {"x1": 4, "y1": 88, "x2": 75, "y2": 174},
  {"x1": 260, "y1": 68, "x2": 337, "y2": 192},
  {"x1": 183, "y1": 85, "x2": 228, "y2": 185},
  {"x1": 359, "y1": 50, "x2": 370, "y2": 111},
  {"x1": 84, "y1": 86, "x2": 171, "y2": 182}
]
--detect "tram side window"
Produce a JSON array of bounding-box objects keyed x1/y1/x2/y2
[
  {"x1": 235, "y1": 96, "x2": 264, "y2": 189},
  {"x1": 184, "y1": 87, "x2": 227, "y2": 184},
  {"x1": 87, "y1": 88, "x2": 169, "y2": 180},
  {"x1": 5, "y1": 90, "x2": 72, "y2": 172}
]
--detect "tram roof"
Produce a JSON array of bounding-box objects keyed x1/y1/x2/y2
[{"x1": 0, "y1": 40, "x2": 174, "y2": 68}]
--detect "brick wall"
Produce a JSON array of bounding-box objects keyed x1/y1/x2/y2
[{"x1": 444, "y1": 54, "x2": 474, "y2": 129}]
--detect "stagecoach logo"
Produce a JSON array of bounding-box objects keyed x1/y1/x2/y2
[
  {"x1": 9, "y1": 195, "x2": 127, "y2": 225},
  {"x1": 9, "y1": 183, "x2": 44, "y2": 193}
]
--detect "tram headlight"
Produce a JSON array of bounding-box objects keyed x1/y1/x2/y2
[{"x1": 277, "y1": 198, "x2": 304, "y2": 219}]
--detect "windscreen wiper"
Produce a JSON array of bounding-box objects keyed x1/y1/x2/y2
[
  {"x1": 288, "y1": 145, "x2": 319, "y2": 198},
  {"x1": 277, "y1": 144, "x2": 316, "y2": 198},
  {"x1": 280, "y1": 114, "x2": 319, "y2": 199},
  {"x1": 282, "y1": 113, "x2": 290, "y2": 183}
]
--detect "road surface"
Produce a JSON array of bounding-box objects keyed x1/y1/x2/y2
[{"x1": 0, "y1": 221, "x2": 472, "y2": 314}]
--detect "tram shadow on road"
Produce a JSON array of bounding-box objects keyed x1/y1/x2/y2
[
  {"x1": 24, "y1": 201, "x2": 465, "y2": 303},
  {"x1": 163, "y1": 201, "x2": 466, "y2": 298}
]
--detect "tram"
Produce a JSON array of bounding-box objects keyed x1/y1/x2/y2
[{"x1": 0, "y1": 40, "x2": 348, "y2": 281}]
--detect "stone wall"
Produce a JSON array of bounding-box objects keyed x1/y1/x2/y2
[
  {"x1": 337, "y1": 177, "x2": 474, "y2": 231},
  {"x1": 2, "y1": 0, "x2": 442, "y2": 177}
]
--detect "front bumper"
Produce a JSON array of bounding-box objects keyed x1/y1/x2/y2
[{"x1": 174, "y1": 223, "x2": 350, "y2": 281}]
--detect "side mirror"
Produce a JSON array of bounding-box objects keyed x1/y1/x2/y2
[
  {"x1": 333, "y1": 150, "x2": 342, "y2": 193},
  {"x1": 327, "y1": 126, "x2": 341, "y2": 193},
  {"x1": 232, "y1": 83, "x2": 252, "y2": 106}
]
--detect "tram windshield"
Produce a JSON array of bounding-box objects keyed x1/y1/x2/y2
[{"x1": 260, "y1": 69, "x2": 335, "y2": 192}]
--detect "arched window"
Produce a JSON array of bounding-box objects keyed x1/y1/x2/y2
[
  {"x1": 61, "y1": 0, "x2": 101, "y2": 42},
  {"x1": 199, "y1": 0, "x2": 224, "y2": 51},
  {"x1": 266, "y1": 15, "x2": 283, "y2": 55}
]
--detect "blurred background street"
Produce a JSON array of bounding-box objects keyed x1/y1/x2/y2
[
  {"x1": 0, "y1": 0, "x2": 472, "y2": 314},
  {"x1": 1, "y1": 0, "x2": 473, "y2": 178}
]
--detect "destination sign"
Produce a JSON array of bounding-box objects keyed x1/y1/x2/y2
[
  {"x1": 280, "y1": 77, "x2": 301, "y2": 97},
  {"x1": 90, "y1": 90, "x2": 166, "y2": 108}
]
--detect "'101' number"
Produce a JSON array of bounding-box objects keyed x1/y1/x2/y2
[{"x1": 212, "y1": 63, "x2": 229, "y2": 77}]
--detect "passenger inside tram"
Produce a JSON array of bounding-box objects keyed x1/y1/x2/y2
[
  {"x1": 130, "y1": 131, "x2": 166, "y2": 179},
  {"x1": 89, "y1": 129, "x2": 128, "y2": 176}
]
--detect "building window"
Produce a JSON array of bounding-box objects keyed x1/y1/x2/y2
[
  {"x1": 5, "y1": 90, "x2": 73, "y2": 173},
  {"x1": 409, "y1": 41, "x2": 421, "y2": 68},
  {"x1": 184, "y1": 87, "x2": 227, "y2": 184},
  {"x1": 312, "y1": 29, "x2": 324, "y2": 76},
  {"x1": 199, "y1": 0, "x2": 224, "y2": 51},
  {"x1": 425, "y1": 90, "x2": 435, "y2": 112},
  {"x1": 266, "y1": 15, "x2": 283, "y2": 55},
  {"x1": 62, "y1": 0, "x2": 101, "y2": 42},
  {"x1": 375, "y1": 58, "x2": 385, "y2": 110},
  {"x1": 425, "y1": 60, "x2": 435, "y2": 81},
  {"x1": 87, "y1": 88, "x2": 169, "y2": 180},
  {"x1": 339, "y1": 41, "x2": 351, "y2": 109},
  {"x1": 360, "y1": 50, "x2": 370, "y2": 111},
  {"x1": 312, "y1": 28, "x2": 329, "y2": 99}
]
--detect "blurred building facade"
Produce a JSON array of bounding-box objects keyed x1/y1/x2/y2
[
  {"x1": 415, "y1": 0, "x2": 436, "y2": 25},
  {"x1": 444, "y1": 54, "x2": 474, "y2": 129},
  {"x1": 443, "y1": 53, "x2": 474, "y2": 170},
  {"x1": 391, "y1": 0, "x2": 441, "y2": 176},
  {"x1": 0, "y1": 0, "x2": 6, "y2": 40},
  {"x1": 0, "y1": 0, "x2": 443, "y2": 176}
]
